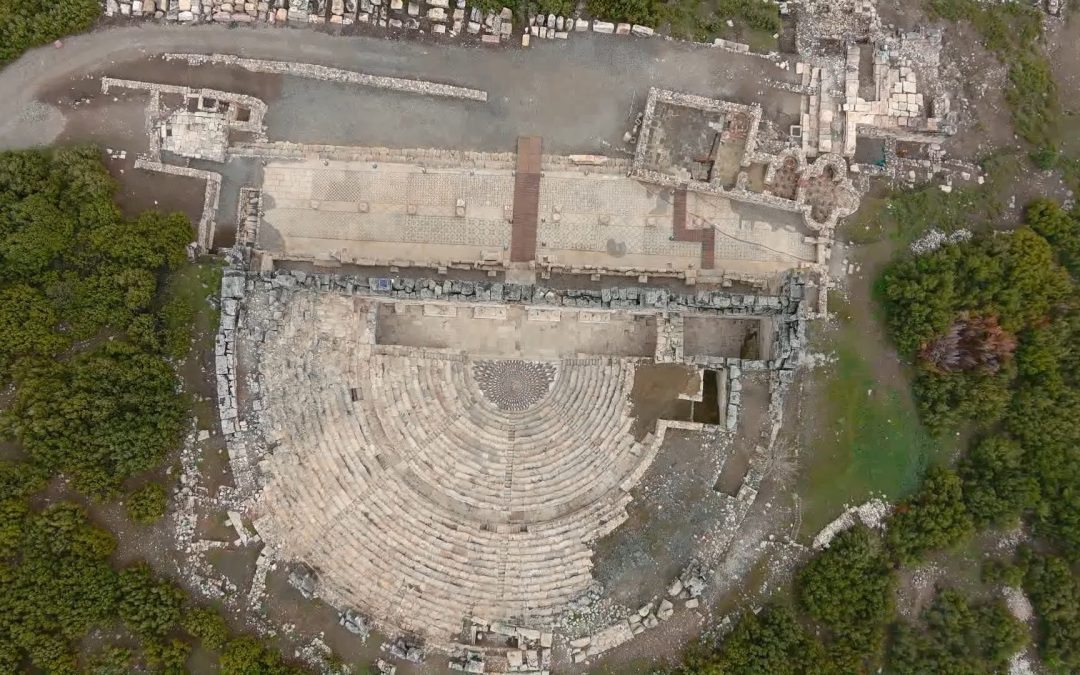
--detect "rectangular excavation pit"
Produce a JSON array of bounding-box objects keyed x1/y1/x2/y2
[
  {"x1": 632, "y1": 89, "x2": 762, "y2": 190},
  {"x1": 373, "y1": 303, "x2": 657, "y2": 359},
  {"x1": 682, "y1": 316, "x2": 772, "y2": 360}
]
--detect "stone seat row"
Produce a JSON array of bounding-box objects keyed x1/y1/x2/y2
[
  {"x1": 353, "y1": 355, "x2": 646, "y2": 516},
  {"x1": 260, "y1": 367, "x2": 641, "y2": 555},
  {"x1": 250, "y1": 298, "x2": 657, "y2": 639},
  {"x1": 258, "y1": 435, "x2": 631, "y2": 636}
]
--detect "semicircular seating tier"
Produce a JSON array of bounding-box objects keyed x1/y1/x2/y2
[{"x1": 250, "y1": 294, "x2": 661, "y2": 641}]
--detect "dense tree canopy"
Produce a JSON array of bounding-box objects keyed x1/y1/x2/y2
[
  {"x1": 958, "y1": 436, "x2": 1036, "y2": 529},
  {"x1": 881, "y1": 228, "x2": 1070, "y2": 360},
  {"x1": 797, "y1": 526, "x2": 896, "y2": 668},
  {"x1": 1018, "y1": 549, "x2": 1080, "y2": 671},
  {"x1": 687, "y1": 604, "x2": 828, "y2": 675},
  {"x1": 0, "y1": 147, "x2": 191, "y2": 372},
  {"x1": 0, "y1": 503, "x2": 118, "y2": 673},
  {"x1": 2, "y1": 343, "x2": 186, "y2": 499},
  {"x1": 220, "y1": 635, "x2": 307, "y2": 675},
  {"x1": 0, "y1": 0, "x2": 100, "y2": 65},
  {"x1": 117, "y1": 562, "x2": 185, "y2": 637},
  {"x1": 888, "y1": 588, "x2": 1026, "y2": 675},
  {"x1": 0, "y1": 147, "x2": 322, "y2": 673},
  {"x1": 886, "y1": 466, "x2": 974, "y2": 564},
  {"x1": 182, "y1": 606, "x2": 230, "y2": 651},
  {"x1": 880, "y1": 209, "x2": 1080, "y2": 558}
]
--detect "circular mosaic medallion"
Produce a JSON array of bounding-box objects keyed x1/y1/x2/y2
[{"x1": 472, "y1": 360, "x2": 557, "y2": 411}]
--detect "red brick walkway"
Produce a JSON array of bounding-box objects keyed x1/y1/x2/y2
[
  {"x1": 672, "y1": 188, "x2": 715, "y2": 269},
  {"x1": 510, "y1": 136, "x2": 542, "y2": 263}
]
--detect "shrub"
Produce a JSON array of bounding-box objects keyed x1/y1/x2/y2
[
  {"x1": 117, "y1": 563, "x2": 185, "y2": 637},
  {"x1": 182, "y1": 606, "x2": 230, "y2": 650},
  {"x1": 586, "y1": 0, "x2": 656, "y2": 26},
  {"x1": 126, "y1": 482, "x2": 168, "y2": 525}
]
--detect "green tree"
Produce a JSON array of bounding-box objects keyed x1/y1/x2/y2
[
  {"x1": 117, "y1": 562, "x2": 185, "y2": 637},
  {"x1": 586, "y1": 0, "x2": 656, "y2": 25},
  {"x1": 1021, "y1": 549, "x2": 1080, "y2": 671},
  {"x1": 220, "y1": 635, "x2": 305, "y2": 675},
  {"x1": 886, "y1": 466, "x2": 973, "y2": 564},
  {"x1": 2, "y1": 343, "x2": 185, "y2": 499},
  {"x1": 888, "y1": 588, "x2": 1027, "y2": 674},
  {"x1": 85, "y1": 646, "x2": 134, "y2": 675},
  {"x1": 691, "y1": 604, "x2": 830, "y2": 674},
  {"x1": 0, "y1": 504, "x2": 118, "y2": 671},
  {"x1": 0, "y1": 0, "x2": 101, "y2": 65},
  {"x1": 959, "y1": 436, "x2": 1037, "y2": 529},
  {"x1": 1028, "y1": 198, "x2": 1080, "y2": 277},
  {"x1": 0, "y1": 284, "x2": 67, "y2": 377},
  {"x1": 182, "y1": 605, "x2": 230, "y2": 650},
  {"x1": 797, "y1": 526, "x2": 895, "y2": 667},
  {"x1": 143, "y1": 637, "x2": 191, "y2": 674}
]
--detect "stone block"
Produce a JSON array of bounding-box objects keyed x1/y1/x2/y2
[
  {"x1": 615, "y1": 22, "x2": 630, "y2": 34},
  {"x1": 631, "y1": 24, "x2": 652, "y2": 36},
  {"x1": 592, "y1": 20, "x2": 614, "y2": 33}
]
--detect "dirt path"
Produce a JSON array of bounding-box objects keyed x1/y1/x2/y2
[{"x1": 0, "y1": 24, "x2": 799, "y2": 155}]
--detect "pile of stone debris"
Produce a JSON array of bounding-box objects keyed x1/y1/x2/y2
[{"x1": 568, "y1": 563, "x2": 709, "y2": 663}]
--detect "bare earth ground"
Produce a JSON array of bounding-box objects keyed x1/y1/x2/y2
[{"x1": 0, "y1": 25, "x2": 800, "y2": 156}]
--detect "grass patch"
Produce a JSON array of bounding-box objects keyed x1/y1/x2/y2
[
  {"x1": 157, "y1": 257, "x2": 223, "y2": 360},
  {"x1": 799, "y1": 325, "x2": 954, "y2": 537},
  {"x1": 925, "y1": 0, "x2": 1058, "y2": 156},
  {"x1": 838, "y1": 154, "x2": 1018, "y2": 246},
  {"x1": 657, "y1": 0, "x2": 779, "y2": 45}
]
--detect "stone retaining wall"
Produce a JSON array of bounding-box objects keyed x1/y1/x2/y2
[
  {"x1": 164, "y1": 53, "x2": 488, "y2": 102},
  {"x1": 230, "y1": 141, "x2": 630, "y2": 174},
  {"x1": 258, "y1": 267, "x2": 797, "y2": 318},
  {"x1": 134, "y1": 159, "x2": 222, "y2": 251}
]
